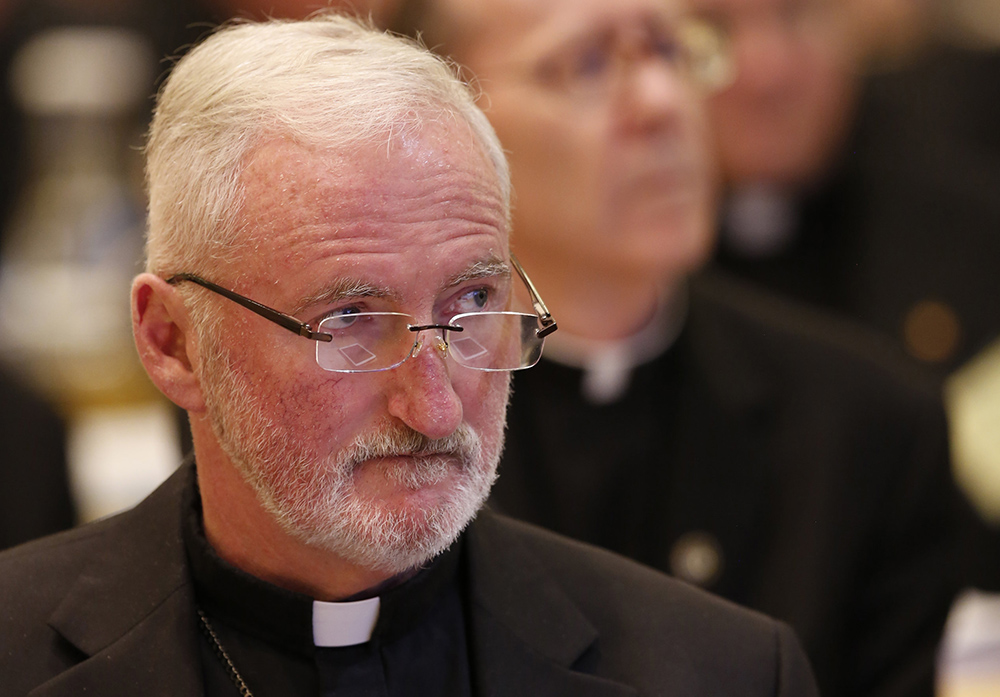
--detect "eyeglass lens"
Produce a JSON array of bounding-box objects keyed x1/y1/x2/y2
[
  {"x1": 315, "y1": 311, "x2": 544, "y2": 373},
  {"x1": 535, "y1": 17, "x2": 731, "y2": 97}
]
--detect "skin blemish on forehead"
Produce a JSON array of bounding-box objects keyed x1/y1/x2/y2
[{"x1": 234, "y1": 145, "x2": 322, "y2": 236}]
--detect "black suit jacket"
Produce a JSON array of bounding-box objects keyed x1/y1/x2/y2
[
  {"x1": 0, "y1": 462, "x2": 818, "y2": 696},
  {"x1": 494, "y1": 271, "x2": 973, "y2": 697},
  {"x1": 0, "y1": 367, "x2": 73, "y2": 550}
]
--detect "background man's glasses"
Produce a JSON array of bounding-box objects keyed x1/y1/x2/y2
[
  {"x1": 166, "y1": 254, "x2": 557, "y2": 373},
  {"x1": 530, "y1": 16, "x2": 734, "y2": 99}
]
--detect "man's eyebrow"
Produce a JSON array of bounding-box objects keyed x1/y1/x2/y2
[
  {"x1": 445, "y1": 256, "x2": 511, "y2": 288},
  {"x1": 293, "y1": 279, "x2": 401, "y2": 316},
  {"x1": 291, "y1": 256, "x2": 511, "y2": 315}
]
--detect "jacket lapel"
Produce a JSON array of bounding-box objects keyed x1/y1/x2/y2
[
  {"x1": 465, "y1": 513, "x2": 637, "y2": 697},
  {"x1": 30, "y1": 465, "x2": 204, "y2": 697}
]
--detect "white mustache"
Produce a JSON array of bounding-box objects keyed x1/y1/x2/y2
[{"x1": 336, "y1": 423, "x2": 482, "y2": 472}]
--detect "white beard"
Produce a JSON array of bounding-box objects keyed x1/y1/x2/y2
[{"x1": 198, "y1": 335, "x2": 506, "y2": 574}]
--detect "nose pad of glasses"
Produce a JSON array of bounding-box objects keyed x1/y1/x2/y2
[{"x1": 411, "y1": 335, "x2": 449, "y2": 359}]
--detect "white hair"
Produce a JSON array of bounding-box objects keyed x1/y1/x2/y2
[{"x1": 145, "y1": 12, "x2": 510, "y2": 274}]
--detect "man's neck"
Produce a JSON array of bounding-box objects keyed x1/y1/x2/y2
[{"x1": 191, "y1": 424, "x2": 404, "y2": 602}]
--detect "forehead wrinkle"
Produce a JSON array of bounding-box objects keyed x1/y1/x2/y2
[{"x1": 398, "y1": 167, "x2": 506, "y2": 229}]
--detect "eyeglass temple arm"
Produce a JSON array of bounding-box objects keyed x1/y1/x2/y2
[
  {"x1": 166, "y1": 273, "x2": 333, "y2": 342},
  {"x1": 510, "y1": 253, "x2": 558, "y2": 338}
]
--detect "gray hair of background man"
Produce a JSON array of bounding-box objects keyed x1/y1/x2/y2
[{"x1": 144, "y1": 12, "x2": 510, "y2": 275}]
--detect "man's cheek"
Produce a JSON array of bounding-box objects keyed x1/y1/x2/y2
[
  {"x1": 465, "y1": 372, "x2": 510, "y2": 444},
  {"x1": 273, "y1": 381, "x2": 355, "y2": 450}
]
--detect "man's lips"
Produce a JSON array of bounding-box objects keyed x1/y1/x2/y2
[
  {"x1": 618, "y1": 167, "x2": 702, "y2": 209},
  {"x1": 355, "y1": 453, "x2": 464, "y2": 491},
  {"x1": 354, "y1": 452, "x2": 464, "y2": 475},
  {"x1": 626, "y1": 163, "x2": 696, "y2": 190}
]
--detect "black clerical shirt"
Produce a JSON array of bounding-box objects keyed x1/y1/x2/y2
[{"x1": 183, "y1": 480, "x2": 473, "y2": 696}]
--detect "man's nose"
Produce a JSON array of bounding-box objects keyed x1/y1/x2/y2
[
  {"x1": 384, "y1": 336, "x2": 464, "y2": 440},
  {"x1": 617, "y1": 56, "x2": 690, "y2": 133}
]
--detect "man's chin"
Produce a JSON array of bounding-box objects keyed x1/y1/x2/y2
[{"x1": 303, "y1": 493, "x2": 475, "y2": 574}]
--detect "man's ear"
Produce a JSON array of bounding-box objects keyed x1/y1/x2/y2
[{"x1": 131, "y1": 273, "x2": 206, "y2": 413}]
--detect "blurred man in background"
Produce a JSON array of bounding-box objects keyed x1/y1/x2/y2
[
  {"x1": 692, "y1": 0, "x2": 1000, "y2": 603},
  {"x1": 696, "y1": 0, "x2": 1000, "y2": 375},
  {"x1": 388, "y1": 0, "x2": 977, "y2": 695}
]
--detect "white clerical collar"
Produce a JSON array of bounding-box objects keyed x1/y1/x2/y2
[
  {"x1": 722, "y1": 183, "x2": 798, "y2": 258},
  {"x1": 312, "y1": 597, "x2": 381, "y2": 647},
  {"x1": 542, "y1": 285, "x2": 688, "y2": 404}
]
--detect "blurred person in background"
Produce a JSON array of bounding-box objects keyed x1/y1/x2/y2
[
  {"x1": 695, "y1": 0, "x2": 1000, "y2": 376},
  {"x1": 691, "y1": 0, "x2": 1000, "y2": 597},
  {"x1": 388, "y1": 0, "x2": 978, "y2": 695}
]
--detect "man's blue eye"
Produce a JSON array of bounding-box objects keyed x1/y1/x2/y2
[
  {"x1": 325, "y1": 307, "x2": 362, "y2": 328},
  {"x1": 651, "y1": 35, "x2": 681, "y2": 63},
  {"x1": 572, "y1": 46, "x2": 611, "y2": 80},
  {"x1": 451, "y1": 287, "x2": 491, "y2": 316},
  {"x1": 470, "y1": 288, "x2": 489, "y2": 309}
]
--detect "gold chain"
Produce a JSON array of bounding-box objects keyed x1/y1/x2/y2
[{"x1": 197, "y1": 609, "x2": 255, "y2": 697}]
